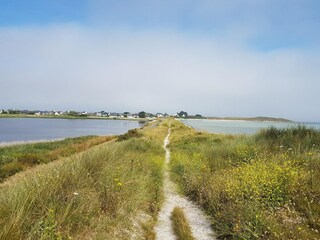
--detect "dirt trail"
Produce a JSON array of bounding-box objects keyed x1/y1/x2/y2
[{"x1": 154, "y1": 129, "x2": 215, "y2": 240}]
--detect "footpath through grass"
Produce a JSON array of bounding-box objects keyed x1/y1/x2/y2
[
  {"x1": 0, "y1": 135, "x2": 114, "y2": 182},
  {"x1": 170, "y1": 120, "x2": 320, "y2": 239},
  {"x1": 0, "y1": 121, "x2": 168, "y2": 239}
]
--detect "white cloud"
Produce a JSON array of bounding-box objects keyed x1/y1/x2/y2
[{"x1": 0, "y1": 24, "x2": 319, "y2": 121}]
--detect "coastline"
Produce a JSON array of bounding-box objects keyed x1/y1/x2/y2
[
  {"x1": 0, "y1": 138, "x2": 65, "y2": 147},
  {"x1": 0, "y1": 114, "x2": 151, "y2": 121},
  {"x1": 205, "y1": 116, "x2": 293, "y2": 123}
]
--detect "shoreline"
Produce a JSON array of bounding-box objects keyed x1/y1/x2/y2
[
  {"x1": 0, "y1": 138, "x2": 65, "y2": 147},
  {"x1": 180, "y1": 118, "x2": 294, "y2": 123},
  {"x1": 0, "y1": 114, "x2": 151, "y2": 122},
  {"x1": 205, "y1": 117, "x2": 293, "y2": 123}
]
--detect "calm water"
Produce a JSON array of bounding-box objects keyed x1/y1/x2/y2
[
  {"x1": 181, "y1": 119, "x2": 320, "y2": 135},
  {"x1": 0, "y1": 118, "x2": 144, "y2": 144}
]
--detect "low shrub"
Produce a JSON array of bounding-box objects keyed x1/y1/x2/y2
[{"x1": 117, "y1": 129, "x2": 142, "y2": 142}]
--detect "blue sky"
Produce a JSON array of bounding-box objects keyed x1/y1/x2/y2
[{"x1": 1, "y1": 0, "x2": 320, "y2": 121}]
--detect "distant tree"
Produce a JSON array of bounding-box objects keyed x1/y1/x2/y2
[
  {"x1": 195, "y1": 114, "x2": 202, "y2": 118},
  {"x1": 177, "y1": 111, "x2": 188, "y2": 118},
  {"x1": 8, "y1": 109, "x2": 21, "y2": 114},
  {"x1": 138, "y1": 111, "x2": 146, "y2": 118},
  {"x1": 123, "y1": 112, "x2": 130, "y2": 117},
  {"x1": 67, "y1": 111, "x2": 80, "y2": 117}
]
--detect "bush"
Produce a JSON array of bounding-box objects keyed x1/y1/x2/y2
[{"x1": 117, "y1": 129, "x2": 142, "y2": 142}]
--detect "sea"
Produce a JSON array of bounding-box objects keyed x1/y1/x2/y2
[
  {"x1": 0, "y1": 118, "x2": 144, "y2": 145},
  {"x1": 181, "y1": 119, "x2": 320, "y2": 135}
]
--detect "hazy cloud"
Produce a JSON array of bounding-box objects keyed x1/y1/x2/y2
[
  {"x1": 1, "y1": 1, "x2": 320, "y2": 121},
  {"x1": 1, "y1": 23, "x2": 319, "y2": 121}
]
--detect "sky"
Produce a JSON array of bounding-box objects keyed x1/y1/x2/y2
[{"x1": 0, "y1": 0, "x2": 320, "y2": 121}]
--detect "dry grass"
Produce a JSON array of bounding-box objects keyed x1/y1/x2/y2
[
  {"x1": 0, "y1": 135, "x2": 114, "y2": 181},
  {"x1": 171, "y1": 207, "x2": 195, "y2": 240},
  {"x1": 0, "y1": 121, "x2": 169, "y2": 239}
]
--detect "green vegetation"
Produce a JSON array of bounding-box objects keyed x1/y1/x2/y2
[
  {"x1": 0, "y1": 136, "x2": 113, "y2": 182},
  {"x1": 117, "y1": 128, "x2": 142, "y2": 142},
  {"x1": 3, "y1": 118, "x2": 319, "y2": 239},
  {"x1": 0, "y1": 121, "x2": 168, "y2": 239},
  {"x1": 169, "y1": 121, "x2": 320, "y2": 239},
  {"x1": 138, "y1": 111, "x2": 146, "y2": 118},
  {"x1": 171, "y1": 207, "x2": 195, "y2": 240}
]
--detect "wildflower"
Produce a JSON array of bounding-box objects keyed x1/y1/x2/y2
[
  {"x1": 73, "y1": 192, "x2": 79, "y2": 196},
  {"x1": 288, "y1": 148, "x2": 293, "y2": 151},
  {"x1": 117, "y1": 182, "x2": 122, "y2": 187}
]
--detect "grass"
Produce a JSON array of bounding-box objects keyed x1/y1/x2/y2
[
  {"x1": 4, "y1": 118, "x2": 318, "y2": 239},
  {"x1": 171, "y1": 207, "x2": 195, "y2": 240},
  {"x1": 0, "y1": 121, "x2": 169, "y2": 239},
  {"x1": 169, "y1": 120, "x2": 320, "y2": 239},
  {"x1": 0, "y1": 135, "x2": 114, "y2": 182}
]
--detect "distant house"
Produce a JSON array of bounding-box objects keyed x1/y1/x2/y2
[
  {"x1": 109, "y1": 112, "x2": 120, "y2": 118},
  {"x1": 156, "y1": 113, "x2": 164, "y2": 118}
]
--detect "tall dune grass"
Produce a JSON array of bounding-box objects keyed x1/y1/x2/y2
[
  {"x1": 170, "y1": 121, "x2": 320, "y2": 239},
  {"x1": 0, "y1": 123, "x2": 168, "y2": 239},
  {"x1": 0, "y1": 136, "x2": 114, "y2": 182}
]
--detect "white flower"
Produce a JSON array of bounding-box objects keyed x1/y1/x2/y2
[{"x1": 73, "y1": 192, "x2": 79, "y2": 196}]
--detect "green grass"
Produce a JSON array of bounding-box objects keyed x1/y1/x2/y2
[
  {"x1": 0, "y1": 135, "x2": 114, "y2": 182},
  {"x1": 0, "y1": 121, "x2": 169, "y2": 239},
  {"x1": 256, "y1": 125, "x2": 320, "y2": 153},
  {"x1": 171, "y1": 207, "x2": 195, "y2": 240},
  {"x1": 169, "y1": 121, "x2": 320, "y2": 239},
  {"x1": 4, "y1": 118, "x2": 318, "y2": 239}
]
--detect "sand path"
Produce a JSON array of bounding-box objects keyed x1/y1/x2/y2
[{"x1": 154, "y1": 128, "x2": 215, "y2": 240}]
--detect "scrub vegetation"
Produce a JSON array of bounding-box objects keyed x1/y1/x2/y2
[
  {"x1": 0, "y1": 122, "x2": 168, "y2": 239},
  {"x1": 0, "y1": 136, "x2": 114, "y2": 182},
  {"x1": 170, "y1": 121, "x2": 320, "y2": 239}
]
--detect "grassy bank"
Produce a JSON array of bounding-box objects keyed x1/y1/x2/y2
[
  {"x1": 170, "y1": 121, "x2": 320, "y2": 239},
  {"x1": 0, "y1": 121, "x2": 168, "y2": 239},
  {"x1": 0, "y1": 135, "x2": 114, "y2": 182}
]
